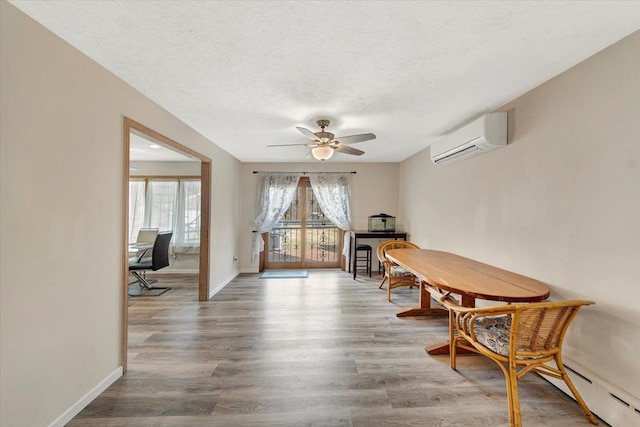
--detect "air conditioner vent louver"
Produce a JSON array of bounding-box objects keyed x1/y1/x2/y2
[{"x1": 433, "y1": 143, "x2": 480, "y2": 164}]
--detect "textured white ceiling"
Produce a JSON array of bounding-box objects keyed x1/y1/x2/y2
[
  {"x1": 10, "y1": 1, "x2": 640, "y2": 163},
  {"x1": 129, "y1": 132, "x2": 198, "y2": 162}
]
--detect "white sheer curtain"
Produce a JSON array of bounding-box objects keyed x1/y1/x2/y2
[
  {"x1": 128, "y1": 180, "x2": 146, "y2": 241},
  {"x1": 309, "y1": 173, "x2": 353, "y2": 265},
  {"x1": 145, "y1": 180, "x2": 179, "y2": 234},
  {"x1": 252, "y1": 173, "x2": 301, "y2": 261}
]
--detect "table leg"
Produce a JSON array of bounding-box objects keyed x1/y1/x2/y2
[
  {"x1": 396, "y1": 281, "x2": 448, "y2": 317},
  {"x1": 347, "y1": 232, "x2": 352, "y2": 274},
  {"x1": 352, "y1": 234, "x2": 357, "y2": 280},
  {"x1": 424, "y1": 293, "x2": 476, "y2": 355},
  {"x1": 425, "y1": 341, "x2": 476, "y2": 355}
]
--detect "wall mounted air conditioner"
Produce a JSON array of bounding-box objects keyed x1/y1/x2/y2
[{"x1": 430, "y1": 112, "x2": 507, "y2": 165}]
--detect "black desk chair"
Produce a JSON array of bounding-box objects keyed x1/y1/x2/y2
[
  {"x1": 129, "y1": 231, "x2": 173, "y2": 296},
  {"x1": 129, "y1": 228, "x2": 160, "y2": 285}
]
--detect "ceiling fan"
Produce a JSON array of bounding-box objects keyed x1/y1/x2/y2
[{"x1": 268, "y1": 120, "x2": 376, "y2": 161}]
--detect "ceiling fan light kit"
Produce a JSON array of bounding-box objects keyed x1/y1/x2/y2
[
  {"x1": 311, "y1": 145, "x2": 334, "y2": 161},
  {"x1": 267, "y1": 119, "x2": 376, "y2": 161}
]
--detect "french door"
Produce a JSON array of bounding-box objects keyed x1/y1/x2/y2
[{"x1": 265, "y1": 177, "x2": 342, "y2": 269}]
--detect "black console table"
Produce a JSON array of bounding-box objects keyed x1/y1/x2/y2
[{"x1": 349, "y1": 230, "x2": 408, "y2": 279}]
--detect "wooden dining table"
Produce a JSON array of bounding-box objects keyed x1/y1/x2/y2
[{"x1": 385, "y1": 248, "x2": 551, "y2": 354}]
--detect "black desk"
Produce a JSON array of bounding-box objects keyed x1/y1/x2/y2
[{"x1": 349, "y1": 230, "x2": 408, "y2": 279}]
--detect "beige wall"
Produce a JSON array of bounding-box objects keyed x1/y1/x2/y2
[
  {"x1": 399, "y1": 31, "x2": 640, "y2": 398},
  {"x1": 239, "y1": 162, "x2": 400, "y2": 271},
  {"x1": 0, "y1": 3, "x2": 241, "y2": 426}
]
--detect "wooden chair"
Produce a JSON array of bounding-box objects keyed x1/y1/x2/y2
[
  {"x1": 376, "y1": 240, "x2": 419, "y2": 301},
  {"x1": 439, "y1": 296, "x2": 598, "y2": 427}
]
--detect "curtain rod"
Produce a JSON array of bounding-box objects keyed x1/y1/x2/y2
[{"x1": 252, "y1": 171, "x2": 356, "y2": 174}]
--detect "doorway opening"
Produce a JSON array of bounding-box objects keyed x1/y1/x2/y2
[
  {"x1": 264, "y1": 177, "x2": 342, "y2": 270},
  {"x1": 122, "y1": 117, "x2": 211, "y2": 371}
]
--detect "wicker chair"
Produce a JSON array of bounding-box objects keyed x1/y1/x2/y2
[
  {"x1": 439, "y1": 296, "x2": 598, "y2": 427},
  {"x1": 376, "y1": 240, "x2": 419, "y2": 301}
]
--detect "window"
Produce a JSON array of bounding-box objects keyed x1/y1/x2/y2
[
  {"x1": 128, "y1": 178, "x2": 201, "y2": 248},
  {"x1": 178, "y1": 180, "x2": 201, "y2": 245}
]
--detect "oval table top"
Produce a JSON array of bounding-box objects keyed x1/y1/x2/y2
[{"x1": 385, "y1": 249, "x2": 550, "y2": 303}]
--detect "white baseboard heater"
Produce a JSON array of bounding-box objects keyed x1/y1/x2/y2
[{"x1": 542, "y1": 357, "x2": 639, "y2": 426}]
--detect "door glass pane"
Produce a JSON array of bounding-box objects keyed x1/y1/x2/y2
[
  {"x1": 268, "y1": 185, "x2": 302, "y2": 263},
  {"x1": 305, "y1": 183, "x2": 340, "y2": 263}
]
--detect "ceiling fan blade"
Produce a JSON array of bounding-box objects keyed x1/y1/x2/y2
[
  {"x1": 296, "y1": 127, "x2": 320, "y2": 141},
  {"x1": 332, "y1": 133, "x2": 376, "y2": 144},
  {"x1": 334, "y1": 145, "x2": 365, "y2": 156},
  {"x1": 267, "y1": 143, "x2": 316, "y2": 147}
]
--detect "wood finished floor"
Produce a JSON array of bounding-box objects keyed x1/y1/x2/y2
[{"x1": 69, "y1": 271, "x2": 603, "y2": 426}]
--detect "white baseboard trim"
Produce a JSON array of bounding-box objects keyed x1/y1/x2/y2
[
  {"x1": 48, "y1": 366, "x2": 122, "y2": 427},
  {"x1": 239, "y1": 268, "x2": 259, "y2": 274},
  {"x1": 209, "y1": 271, "x2": 239, "y2": 299}
]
